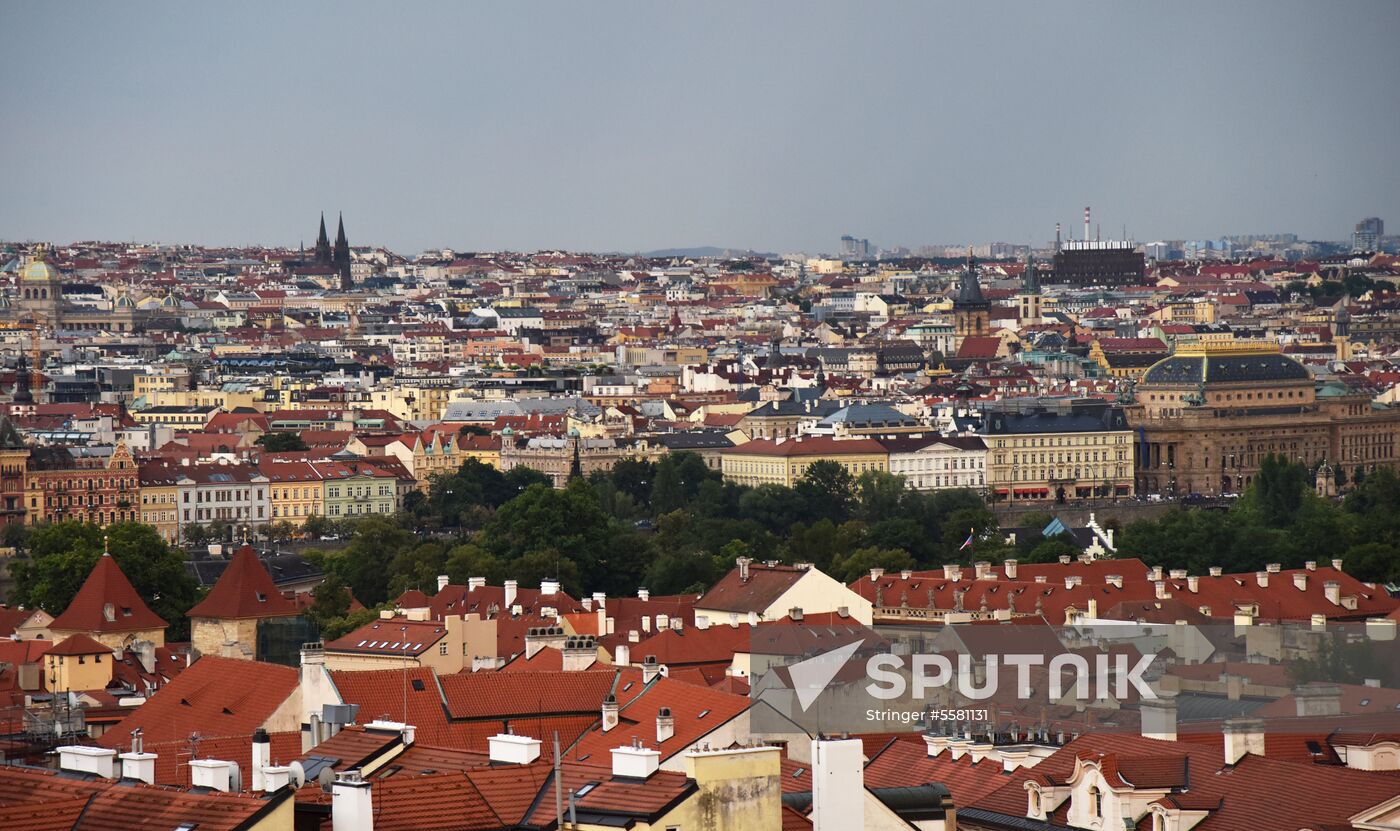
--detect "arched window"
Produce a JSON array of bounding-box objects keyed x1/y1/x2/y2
[{"x1": 1089, "y1": 785, "x2": 1103, "y2": 817}]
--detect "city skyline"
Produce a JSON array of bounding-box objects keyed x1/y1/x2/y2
[{"x1": 3, "y1": 1, "x2": 1398, "y2": 253}]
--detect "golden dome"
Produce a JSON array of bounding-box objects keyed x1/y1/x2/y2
[{"x1": 21, "y1": 246, "x2": 59, "y2": 285}]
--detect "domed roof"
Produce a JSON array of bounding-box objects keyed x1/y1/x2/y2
[
  {"x1": 115, "y1": 292, "x2": 137, "y2": 309},
  {"x1": 1141, "y1": 351, "x2": 1312, "y2": 386},
  {"x1": 21, "y1": 257, "x2": 59, "y2": 284}
]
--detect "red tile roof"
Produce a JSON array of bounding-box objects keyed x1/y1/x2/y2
[
  {"x1": 97, "y1": 655, "x2": 298, "y2": 752},
  {"x1": 440, "y1": 669, "x2": 617, "y2": 720},
  {"x1": 49, "y1": 555, "x2": 167, "y2": 634},
  {"x1": 186, "y1": 545, "x2": 299, "y2": 620},
  {"x1": 696, "y1": 563, "x2": 809, "y2": 615},
  {"x1": 46, "y1": 633, "x2": 111, "y2": 656}
]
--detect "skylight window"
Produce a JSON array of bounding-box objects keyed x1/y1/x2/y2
[{"x1": 697, "y1": 709, "x2": 710, "y2": 719}]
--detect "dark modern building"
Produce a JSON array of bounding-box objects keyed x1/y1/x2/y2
[{"x1": 1050, "y1": 241, "x2": 1146, "y2": 287}]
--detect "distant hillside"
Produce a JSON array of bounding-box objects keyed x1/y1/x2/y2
[{"x1": 638, "y1": 246, "x2": 779, "y2": 259}]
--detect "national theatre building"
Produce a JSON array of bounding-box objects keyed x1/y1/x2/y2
[{"x1": 1129, "y1": 341, "x2": 1400, "y2": 496}]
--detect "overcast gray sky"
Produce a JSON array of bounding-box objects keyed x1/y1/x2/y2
[{"x1": 2, "y1": 1, "x2": 1396, "y2": 254}]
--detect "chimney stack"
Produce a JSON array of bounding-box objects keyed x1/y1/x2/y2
[
  {"x1": 488, "y1": 733, "x2": 542, "y2": 765},
  {"x1": 332, "y1": 770, "x2": 373, "y2": 831},
  {"x1": 251, "y1": 728, "x2": 271, "y2": 791},
  {"x1": 503, "y1": 579, "x2": 518, "y2": 609},
  {"x1": 1222, "y1": 718, "x2": 1266, "y2": 765},
  {"x1": 812, "y1": 737, "x2": 864, "y2": 831},
  {"x1": 602, "y1": 694, "x2": 620, "y2": 732},
  {"x1": 611, "y1": 741, "x2": 661, "y2": 779},
  {"x1": 656, "y1": 707, "x2": 675, "y2": 744},
  {"x1": 436, "y1": 574, "x2": 449, "y2": 592}
]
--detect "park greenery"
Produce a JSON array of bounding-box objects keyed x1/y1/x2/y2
[{"x1": 7, "y1": 452, "x2": 1400, "y2": 643}]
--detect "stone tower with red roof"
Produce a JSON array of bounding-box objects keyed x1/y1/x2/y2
[
  {"x1": 49, "y1": 551, "x2": 167, "y2": 650},
  {"x1": 187, "y1": 544, "x2": 299, "y2": 660}
]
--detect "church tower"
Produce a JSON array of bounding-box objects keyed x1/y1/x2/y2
[
  {"x1": 1333, "y1": 299, "x2": 1351, "y2": 360},
  {"x1": 312, "y1": 213, "x2": 332, "y2": 267},
  {"x1": 332, "y1": 213, "x2": 353, "y2": 291},
  {"x1": 1017, "y1": 251, "x2": 1043, "y2": 324},
  {"x1": 952, "y1": 248, "x2": 990, "y2": 348}
]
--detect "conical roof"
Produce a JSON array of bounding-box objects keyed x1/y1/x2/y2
[
  {"x1": 187, "y1": 544, "x2": 298, "y2": 620},
  {"x1": 50, "y1": 553, "x2": 166, "y2": 633}
]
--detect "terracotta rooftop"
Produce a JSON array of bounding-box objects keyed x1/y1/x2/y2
[
  {"x1": 49, "y1": 554, "x2": 167, "y2": 634},
  {"x1": 186, "y1": 544, "x2": 299, "y2": 620}
]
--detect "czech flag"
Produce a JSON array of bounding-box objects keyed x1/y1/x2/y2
[{"x1": 959, "y1": 528, "x2": 974, "y2": 551}]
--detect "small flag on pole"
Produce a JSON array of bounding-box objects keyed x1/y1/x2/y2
[{"x1": 959, "y1": 528, "x2": 974, "y2": 551}]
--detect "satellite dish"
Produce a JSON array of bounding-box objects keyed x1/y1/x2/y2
[
  {"x1": 317, "y1": 766, "x2": 335, "y2": 792},
  {"x1": 288, "y1": 761, "x2": 306, "y2": 790}
]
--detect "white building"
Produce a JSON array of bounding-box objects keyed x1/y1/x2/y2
[{"x1": 879, "y1": 435, "x2": 988, "y2": 492}]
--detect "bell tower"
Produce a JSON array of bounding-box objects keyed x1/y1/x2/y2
[{"x1": 952, "y1": 248, "x2": 990, "y2": 348}]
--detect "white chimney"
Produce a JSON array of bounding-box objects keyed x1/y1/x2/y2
[
  {"x1": 1266, "y1": 563, "x2": 1281, "y2": 574},
  {"x1": 747, "y1": 610, "x2": 758, "y2": 626},
  {"x1": 869, "y1": 568, "x2": 885, "y2": 582},
  {"x1": 58, "y1": 746, "x2": 117, "y2": 779},
  {"x1": 251, "y1": 728, "x2": 271, "y2": 791},
  {"x1": 1323, "y1": 581, "x2": 1341, "y2": 605},
  {"x1": 119, "y1": 749, "x2": 157, "y2": 785},
  {"x1": 642, "y1": 655, "x2": 663, "y2": 684},
  {"x1": 922, "y1": 734, "x2": 948, "y2": 757},
  {"x1": 1209, "y1": 566, "x2": 1223, "y2": 577},
  {"x1": 1148, "y1": 566, "x2": 1163, "y2": 581},
  {"x1": 968, "y1": 742, "x2": 995, "y2": 764},
  {"x1": 503, "y1": 579, "x2": 518, "y2": 609},
  {"x1": 467, "y1": 576, "x2": 486, "y2": 591},
  {"x1": 364, "y1": 720, "x2": 414, "y2": 747},
  {"x1": 695, "y1": 615, "x2": 709, "y2": 630},
  {"x1": 656, "y1": 707, "x2": 675, "y2": 744},
  {"x1": 1331, "y1": 558, "x2": 1344, "y2": 571},
  {"x1": 638, "y1": 587, "x2": 650, "y2": 602},
  {"x1": 614, "y1": 644, "x2": 630, "y2": 666},
  {"x1": 436, "y1": 574, "x2": 450, "y2": 592},
  {"x1": 611, "y1": 743, "x2": 661, "y2": 779},
  {"x1": 1293, "y1": 573, "x2": 1308, "y2": 591},
  {"x1": 641, "y1": 616, "x2": 651, "y2": 633},
  {"x1": 261, "y1": 765, "x2": 292, "y2": 792},
  {"x1": 1106, "y1": 574, "x2": 1124, "y2": 589},
  {"x1": 190, "y1": 759, "x2": 238, "y2": 792},
  {"x1": 997, "y1": 747, "x2": 1030, "y2": 772},
  {"x1": 332, "y1": 770, "x2": 373, "y2": 831},
  {"x1": 488, "y1": 733, "x2": 542, "y2": 765},
  {"x1": 540, "y1": 578, "x2": 560, "y2": 597},
  {"x1": 900, "y1": 569, "x2": 913, "y2": 580},
  {"x1": 1140, "y1": 696, "x2": 1177, "y2": 742},
  {"x1": 812, "y1": 737, "x2": 864, "y2": 831},
  {"x1": 736, "y1": 556, "x2": 752, "y2": 582},
  {"x1": 1186, "y1": 576, "x2": 1199, "y2": 593},
  {"x1": 592, "y1": 591, "x2": 607, "y2": 608},
  {"x1": 947, "y1": 739, "x2": 972, "y2": 760},
  {"x1": 656, "y1": 613, "x2": 669, "y2": 630},
  {"x1": 1004, "y1": 559, "x2": 1018, "y2": 580},
  {"x1": 602, "y1": 694, "x2": 620, "y2": 732},
  {"x1": 1222, "y1": 718, "x2": 1266, "y2": 765},
  {"x1": 1305, "y1": 560, "x2": 1317, "y2": 571}
]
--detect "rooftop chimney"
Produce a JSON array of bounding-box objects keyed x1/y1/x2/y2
[
  {"x1": 1106, "y1": 574, "x2": 1124, "y2": 589},
  {"x1": 540, "y1": 578, "x2": 560, "y2": 597},
  {"x1": 737, "y1": 557, "x2": 752, "y2": 583},
  {"x1": 1223, "y1": 717, "x2": 1266, "y2": 765},
  {"x1": 1331, "y1": 558, "x2": 1344, "y2": 571},
  {"x1": 1209, "y1": 566, "x2": 1223, "y2": 577},
  {"x1": 58, "y1": 746, "x2": 116, "y2": 779},
  {"x1": 812, "y1": 737, "x2": 864, "y2": 831},
  {"x1": 642, "y1": 655, "x2": 663, "y2": 684},
  {"x1": 612, "y1": 741, "x2": 660, "y2": 779},
  {"x1": 1293, "y1": 573, "x2": 1308, "y2": 591},
  {"x1": 503, "y1": 579, "x2": 518, "y2": 609},
  {"x1": 1186, "y1": 576, "x2": 1199, "y2": 593},
  {"x1": 119, "y1": 742, "x2": 157, "y2": 785},
  {"x1": 656, "y1": 707, "x2": 675, "y2": 744},
  {"x1": 1004, "y1": 559, "x2": 1018, "y2": 580},
  {"x1": 1140, "y1": 696, "x2": 1177, "y2": 742},
  {"x1": 467, "y1": 576, "x2": 486, "y2": 591},
  {"x1": 251, "y1": 728, "x2": 271, "y2": 791},
  {"x1": 488, "y1": 733, "x2": 542, "y2": 765},
  {"x1": 190, "y1": 758, "x2": 239, "y2": 792},
  {"x1": 436, "y1": 574, "x2": 450, "y2": 592},
  {"x1": 1255, "y1": 571, "x2": 1269, "y2": 588},
  {"x1": 602, "y1": 694, "x2": 620, "y2": 732},
  {"x1": 638, "y1": 587, "x2": 650, "y2": 602},
  {"x1": 1324, "y1": 581, "x2": 1341, "y2": 605},
  {"x1": 332, "y1": 770, "x2": 373, "y2": 831}
]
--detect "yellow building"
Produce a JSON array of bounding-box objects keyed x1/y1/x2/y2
[
  {"x1": 982, "y1": 402, "x2": 1135, "y2": 503},
  {"x1": 720, "y1": 436, "x2": 888, "y2": 487},
  {"x1": 322, "y1": 612, "x2": 495, "y2": 674},
  {"x1": 44, "y1": 633, "x2": 113, "y2": 693},
  {"x1": 138, "y1": 462, "x2": 184, "y2": 544},
  {"x1": 260, "y1": 460, "x2": 327, "y2": 523}
]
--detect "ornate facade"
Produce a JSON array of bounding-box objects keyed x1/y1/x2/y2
[{"x1": 1130, "y1": 341, "x2": 1400, "y2": 496}]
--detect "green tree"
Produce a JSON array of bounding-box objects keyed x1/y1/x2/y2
[
  {"x1": 444, "y1": 543, "x2": 506, "y2": 586},
  {"x1": 739, "y1": 484, "x2": 807, "y2": 534},
  {"x1": 256, "y1": 431, "x2": 309, "y2": 452},
  {"x1": 856, "y1": 470, "x2": 908, "y2": 524},
  {"x1": 830, "y1": 546, "x2": 916, "y2": 584},
  {"x1": 796, "y1": 461, "x2": 856, "y2": 524}
]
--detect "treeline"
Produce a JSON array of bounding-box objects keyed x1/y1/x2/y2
[
  {"x1": 1117, "y1": 455, "x2": 1400, "y2": 584},
  {"x1": 13, "y1": 453, "x2": 1397, "y2": 646}
]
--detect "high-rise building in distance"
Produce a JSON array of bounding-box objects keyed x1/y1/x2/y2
[{"x1": 1354, "y1": 217, "x2": 1384, "y2": 252}]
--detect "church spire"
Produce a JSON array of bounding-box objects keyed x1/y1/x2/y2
[
  {"x1": 313, "y1": 212, "x2": 332, "y2": 266},
  {"x1": 332, "y1": 213, "x2": 353, "y2": 291}
]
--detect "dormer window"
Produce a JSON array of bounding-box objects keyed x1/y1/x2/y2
[
  {"x1": 1029, "y1": 789, "x2": 1041, "y2": 816},
  {"x1": 1089, "y1": 785, "x2": 1103, "y2": 818}
]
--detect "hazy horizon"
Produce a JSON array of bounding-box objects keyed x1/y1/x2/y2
[{"x1": 3, "y1": 1, "x2": 1397, "y2": 254}]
